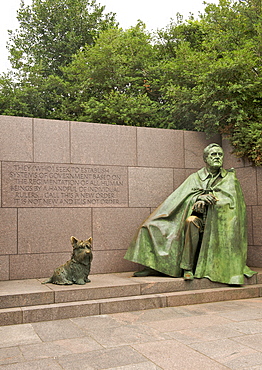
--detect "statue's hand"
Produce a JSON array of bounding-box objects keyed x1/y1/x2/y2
[
  {"x1": 192, "y1": 200, "x2": 206, "y2": 213},
  {"x1": 197, "y1": 194, "x2": 218, "y2": 205}
]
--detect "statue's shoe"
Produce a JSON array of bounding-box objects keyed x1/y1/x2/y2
[
  {"x1": 133, "y1": 267, "x2": 165, "y2": 277},
  {"x1": 183, "y1": 270, "x2": 194, "y2": 280}
]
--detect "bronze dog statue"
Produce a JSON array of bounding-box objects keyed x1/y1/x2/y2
[{"x1": 42, "y1": 236, "x2": 93, "y2": 285}]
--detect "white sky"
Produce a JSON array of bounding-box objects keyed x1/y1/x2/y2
[{"x1": 0, "y1": 0, "x2": 218, "y2": 73}]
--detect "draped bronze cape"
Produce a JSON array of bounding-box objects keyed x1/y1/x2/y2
[{"x1": 124, "y1": 167, "x2": 256, "y2": 285}]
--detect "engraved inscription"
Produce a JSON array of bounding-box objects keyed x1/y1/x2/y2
[{"x1": 2, "y1": 162, "x2": 128, "y2": 207}]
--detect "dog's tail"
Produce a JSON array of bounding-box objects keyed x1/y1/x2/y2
[{"x1": 41, "y1": 277, "x2": 53, "y2": 284}]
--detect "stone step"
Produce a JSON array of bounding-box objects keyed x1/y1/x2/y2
[
  {"x1": 0, "y1": 269, "x2": 261, "y2": 326},
  {"x1": 0, "y1": 271, "x2": 261, "y2": 310},
  {"x1": 1, "y1": 284, "x2": 262, "y2": 326}
]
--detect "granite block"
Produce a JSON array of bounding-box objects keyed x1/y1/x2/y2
[
  {"x1": 257, "y1": 271, "x2": 262, "y2": 284},
  {"x1": 236, "y1": 167, "x2": 258, "y2": 205},
  {"x1": 0, "y1": 278, "x2": 54, "y2": 308},
  {"x1": 22, "y1": 300, "x2": 100, "y2": 323},
  {"x1": 71, "y1": 122, "x2": 137, "y2": 166},
  {"x1": 137, "y1": 127, "x2": 184, "y2": 168},
  {"x1": 0, "y1": 278, "x2": 51, "y2": 294},
  {"x1": 0, "y1": 291, "x2": 54, "y2": 309},
  {"x1": 90, "y1": 249, "x2": 139, "y2": 274},
  {"x1": 246, "y1": 206, "x2": 254, "y2": 245},
  {"x1": 138, "y1": 277, "x2": 224, "y2": 295},
  {"x1": 173, "y1": 168, "x2": 187, "y2": 190},
  {"x1": 129, "y1": 167, "x2": 173, "y2": 208},
  {"x1": 253, "y1": 206, "x2": 262, "y2": 246},
  {"x1": 0, "y1": 208, "x2": 17, "y2": 255},
  {"x1": 0, "y1": 115, "x2": 33, "y2": 161},
  {"x1": 53, "y1": 283, "x2": 140, "y2": 304},
  {"x1": 93, "y1": 207, "x2": 150, "y2": 251},
  {"x1": 9, "y1": 252, "x2": 70, "y2": 280},
  {"x1": 185, "y1": 168, "x2": 198, "y2": 178},
  {"x1": 0, "y1": 162, "x2": 1, "y2": 206},
  {"x1": 0, "y1": 256, "x2": 9, "y2": 281},
  {"x1": 39, "y1": 274, "x2": 136, "y2": 303},
  {"x1": 222, "y1": 137, "x2": 245, "y2": 169},
  {"x1": 139, "y1": 278, "x2": 189, "y2": 295},
  {"x1": 258, "y1": 166, "x2": 262, "y2": 205},
  {"x1": 100, "y1": 294, "x2": 166, "y2": 314},
  {"x1": 0, "y1": 307, "x2": 23, "y2": 326},
  {"x1": 34, "y1": 118, "x2": 70, "y2": 163},
  {"x1": 166, "y1": 286, "x2": 260, "y2": 307},
  {"x1": 184, "y1": 131, "x2": 221, "y2": 169},
  {"x1": 245, "y1": 272, "x2": 258, "y2": 285},
  {"x1": 247, "y1": 246, "x2": 262, "y2": 268},
  {"x1": 18, "y1": 208, "x2": 92, "y2": 254}
]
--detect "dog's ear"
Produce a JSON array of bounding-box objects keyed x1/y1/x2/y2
[{"x1": 70, "y1": 236, "x2": 78, "y2": 246}]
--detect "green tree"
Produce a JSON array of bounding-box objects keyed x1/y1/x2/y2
[
  {"x1": 0, "y1": 70, "x2": 66, "y2": 118},
  {"x1": 155, "y1": 0, "x2": 262, "y2": 164},
  {"x1": 7, "y1": 0, "x2": 116, "y2": 76},
  {"x1": 58, "y1": 23, "x2": 166, "y2": 126}
]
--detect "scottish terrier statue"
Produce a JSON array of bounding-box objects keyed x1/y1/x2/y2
[{"x1": 43, "y1": 236, "x2": 93, "y2": 285}]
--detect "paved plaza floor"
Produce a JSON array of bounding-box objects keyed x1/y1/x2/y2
[{"x1": 0, "y1": 297, "x2": 262, "y2": 369}]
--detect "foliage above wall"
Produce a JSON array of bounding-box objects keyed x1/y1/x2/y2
[{"x1": 0, "y1": 0, "x2": 261, "y2": 165}]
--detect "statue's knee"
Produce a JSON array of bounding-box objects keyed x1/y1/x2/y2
[
  {"x1": 185, "y1": 216, "x2": 199, "y2": 225},
  {"x1": 185, "y1": 215, "x2": 202, "y2": 229}
]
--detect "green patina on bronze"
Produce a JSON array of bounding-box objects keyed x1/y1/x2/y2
[
  {"x1": 42, "y1": 237, "x2": 93, "y2": 285},
  {"x1": 125, "y1": 144, "x2": 256, "y2": 285}
]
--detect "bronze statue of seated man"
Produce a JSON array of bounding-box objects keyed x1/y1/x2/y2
[{"x1": 125, "y1": 143, "x2": 256, "y2": 285}]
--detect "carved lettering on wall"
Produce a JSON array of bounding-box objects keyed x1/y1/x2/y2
[{"x1": 2, "y1": 162, "x2": 128, "y2": 207}]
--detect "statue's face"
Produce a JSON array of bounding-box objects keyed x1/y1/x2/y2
[{"x1": 205, "y1": 147, "x2": 224, "y2": 170}]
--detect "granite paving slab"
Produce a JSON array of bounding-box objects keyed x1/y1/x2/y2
[
  {"x1": 51, "y1": 336, "x2": 103, "y2": 354},
  {"x1": 166, "y1": 324, "x2": 242, "y2": 344},
  {"x1": 232, "y1": 333, "x2": 262, "y2": 352},
  {"x1": 140, "y1": 313, "x2": 233, "y2": 332},
  {"x1": 31, "y1": 319, "x2": 89, "y2": 342},
  {"x1": 225, "y1": 319, "x2": 262, "y2": 335},
  {"x1": 213, "y1": 306, "x2": 262, "y2": 321},
  {"x1": 132, "y1": 339, "x2": 229, "y2": 370},
  {"x1": 56, "y1": 346, "x2": 148, "y2": 370},
  {"x1": 189, "y1": 338, "x2": 257, "y2": 365},
  {"x1": 0, "y1": 358, "x2": 63, "y2": 369},
  {"x1": 0, "y1": 298, "x2": 261, "y2": 369},
  {"x1": 221, "y1": 352, "x2": 262, "y2": 369},
  {"x1": 74, "y1": 322, "x2": 169, "y2": 348},
  {"x1": 0, "y1": 347, "x2": 24, "y2": 366},
  {"x1": 0, "y1": 324, "x2": 41, "y2": 348}
]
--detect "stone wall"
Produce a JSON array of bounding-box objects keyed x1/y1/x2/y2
[{"x1": 0, "y1": 115, "x2": 261, "y2": 280}]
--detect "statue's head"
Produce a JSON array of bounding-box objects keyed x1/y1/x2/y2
[{"x1": 203, "y1": 143, "x2": 224, "y2": 171}]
